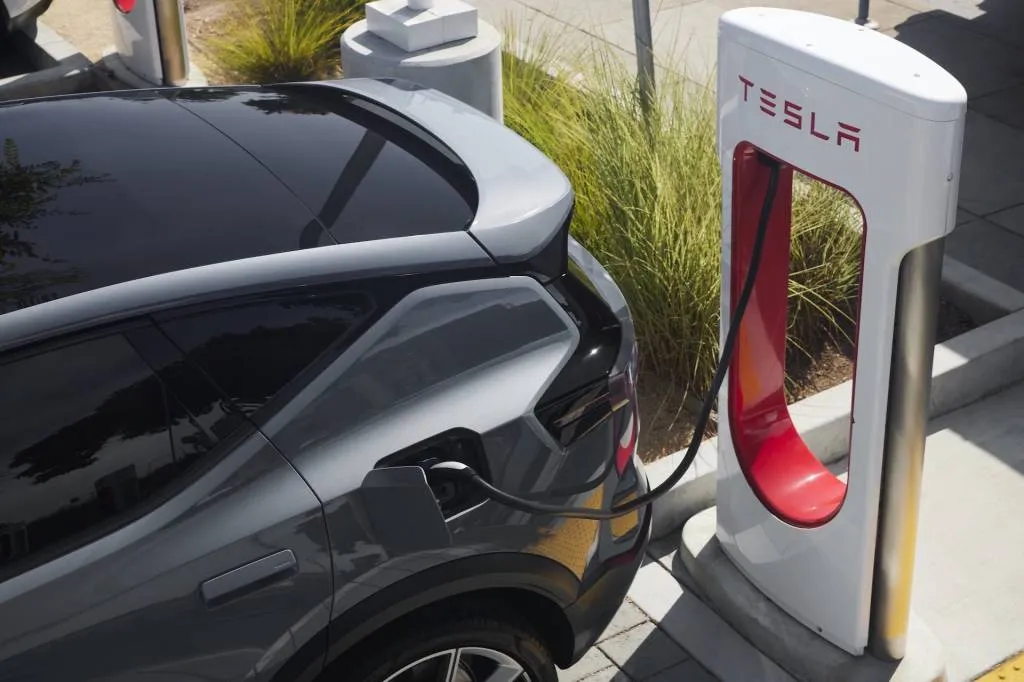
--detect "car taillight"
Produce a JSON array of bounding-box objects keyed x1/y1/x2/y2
[
  {"x1": 614, "y1": 406, "x2": 637, "y2": 474},
  {"x1": 113, "y1": 0, "x2": 136, "y2": 13},
  {"x1": 609, "y1": 340, "x2": 639, "y2": 475}
]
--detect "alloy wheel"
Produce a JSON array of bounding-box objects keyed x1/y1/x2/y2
[{"x1": 381, "y1": 646, "x2": 532, "y2": 682}]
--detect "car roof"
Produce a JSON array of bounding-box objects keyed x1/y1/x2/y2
[
  {"x1": 0, "y1": 84, "x2": 478, "y2": 316},
  {"x1": 0, "y1": 79, "x2": 574, "y2": 354}
]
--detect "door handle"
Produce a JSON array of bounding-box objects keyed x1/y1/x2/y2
[{"x1": 200, "y1": 549, "x2": 298, "y2": 606}]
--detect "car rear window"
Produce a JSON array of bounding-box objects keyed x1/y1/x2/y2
[
  {"x1": 172, "y1": 86, "x2": 478, "y2": 245},
  {"x1": 154, "y1": 288, "x2": 377, "y2": 422},
  {"x1": 0, "y1": 92, "x2": 330, "y2": 315}
]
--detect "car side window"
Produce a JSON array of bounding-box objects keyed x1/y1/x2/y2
[
  {"x1": 0, "y1": 332, "x2": 211, "y2": 581},
  {"x1": 154, "y1": 289, "x2": 377, "y2": 423}
]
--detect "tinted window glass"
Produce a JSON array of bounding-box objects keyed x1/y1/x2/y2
[
  {"x1": 126, "y1": 324, "x2": 248, "y2": 443},
  {"x1": 0, "y1": 92, "x2": 329, "y2": 315},
  {"x1": 0, "y1": 333, "x2": 208, "y2": 579},
  {"x1": 171, "y1": 87, "x2": 477, "y2": 244},
  {"x1": 156, "y1": 290, "x2": 376, "y2": 420}
]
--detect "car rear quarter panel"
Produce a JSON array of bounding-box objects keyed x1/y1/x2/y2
[
  {"x1": 0, "y1": 432, "x2": 332, "y2": 682},
  {"x1": 261, "y1": 275, "x2": 646, "y2": 660}
]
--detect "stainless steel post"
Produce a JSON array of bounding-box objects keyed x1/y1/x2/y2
[
  {"x1": 868, "y1": 237, "x2": 944, "y2": 661},
  {"x1": 631, "y1": 0, "x2": 655, "y2": 112},
  {"x1": 154, "y1": 0, "x2": 190, "y2": 86},
  {"x1": 855, "y1": 0, "x2": 876, "y2": 28}
]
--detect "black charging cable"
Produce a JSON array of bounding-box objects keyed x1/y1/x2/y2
[{"x1": 431, "y1": 156, "x2": 782, "y2": 520}]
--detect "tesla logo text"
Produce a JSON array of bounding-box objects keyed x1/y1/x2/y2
[{"x1": 738, "y1": 75, "x2": 862, "y2": 153}]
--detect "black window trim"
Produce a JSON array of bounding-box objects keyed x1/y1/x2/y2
[{"x1": 149, "y1": 281, "x2": 386, "y2": 431}]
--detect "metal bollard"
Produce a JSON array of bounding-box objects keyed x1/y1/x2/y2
[{"x1": 109, "y1": 0, "x2": 193, "y2": 87}]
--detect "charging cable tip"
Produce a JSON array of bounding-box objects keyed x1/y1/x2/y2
[{"x1": 429, "y1": 461, "x2": 473, "y2": 475}]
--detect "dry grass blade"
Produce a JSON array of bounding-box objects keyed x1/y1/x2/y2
[
  {"x1": 209, "y1": 0, "x2": 366, "y2": 83},
  {"x1": 501, "y1": 21, "x2": 863, "y2": 409}
]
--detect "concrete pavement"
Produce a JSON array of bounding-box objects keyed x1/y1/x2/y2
[{"x1": 909, "y1": 381, "x2": 1024, "y2": 681}]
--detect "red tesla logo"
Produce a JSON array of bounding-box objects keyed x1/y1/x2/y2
[{"x1": 738, "y1": 75, "x2": 862, "y2": 153}]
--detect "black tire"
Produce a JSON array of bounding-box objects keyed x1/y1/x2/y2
[{"x1": 340, "y1": 603, "x2": 558, "y2": 682}]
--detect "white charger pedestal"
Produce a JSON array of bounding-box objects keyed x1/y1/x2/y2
[{"x1": 340, "y1": 0, "x2": 503, "y2": 121}]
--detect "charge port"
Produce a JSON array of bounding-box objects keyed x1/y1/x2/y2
[{"x1": 374, "y1": 429, "x2": 490, "y2": 518}]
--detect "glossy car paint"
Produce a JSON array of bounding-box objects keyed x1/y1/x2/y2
[
  {"x1": 323, "y1": 78, "x2": 574, "y2": 265},
  {"x1": 0, "y1": 79, "x2": 649, "y2": 682},
  {"x1": 0, "y1": 432, "x2": 333, "y2": 682}
]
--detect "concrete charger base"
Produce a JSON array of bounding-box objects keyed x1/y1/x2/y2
[{"x1": 679, "y1": 508, "x2": 948, "y2": 682}]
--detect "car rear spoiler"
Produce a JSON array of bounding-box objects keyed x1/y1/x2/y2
[{"x1": 313, "y1": 78, "x2": 575, "y2": 277}]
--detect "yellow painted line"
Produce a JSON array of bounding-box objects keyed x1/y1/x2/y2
[{"x1": 977, "y1": 651, "x2": 1024, "y2": 681}]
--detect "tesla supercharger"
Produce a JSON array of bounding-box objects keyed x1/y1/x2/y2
[
  {"x1": 109, "y1": 0, "x2": 190, "y2": 86},
  {"x1": 715, "y1": 8, "x2": 966, "y2": 660}
]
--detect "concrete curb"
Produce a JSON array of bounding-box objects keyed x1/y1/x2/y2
[
  {"x1": 940, "y1": 255, "x2": 1024, "y2": 324},
  {"x1": 648, "y1": 304, "x2": 1024, "y2": 540},
  {"x1": 0, "y1": 22, "x2": 95, "y2": 102}
]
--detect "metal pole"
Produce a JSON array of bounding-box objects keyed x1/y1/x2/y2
[
  {"x1": 154, "y1": 0, "x2": 190, "y2": 86},
  {"x1": 868, "y1": 237, "x2": 944, "y2": 661},
  {"x1": 632, "y1": 0, "x2": 655, "y2": 113},
  {"x1": 854, "y1": 0, "x2": 877, "y2": 28}
]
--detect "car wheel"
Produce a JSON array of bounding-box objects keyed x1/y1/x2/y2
[{"x1": 342, "y1": 606, "x2": 558, "y2": 682}]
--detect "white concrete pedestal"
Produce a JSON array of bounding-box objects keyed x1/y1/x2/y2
[
  {"x1": 340, "y1": 18, "x2": 503, "y2": 121},
  {"x1": 679, "y1": 508, "x2": 948, "y2": 682}
]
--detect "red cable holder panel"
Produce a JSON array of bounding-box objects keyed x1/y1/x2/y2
[{"x1": 727, "y1": 143, "x2": 848, "y2": 528}]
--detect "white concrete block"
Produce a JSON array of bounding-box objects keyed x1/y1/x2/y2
[
  {"x1": 365, "y1": 0, "x2": 477, "y2": 52},
  {"x1": 435, "y1": 0, "x2": 479, "y2": 43},
  {"x1": 366, "y1": 0, "x2": 444, "y2": 52}
]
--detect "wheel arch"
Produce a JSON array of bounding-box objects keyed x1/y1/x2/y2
[{"x1": 273, "y1": 552, "x2": 583, "y2": 682}]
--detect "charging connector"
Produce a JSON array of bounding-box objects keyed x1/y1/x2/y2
[{"x1": 430, "y1": 155, "x2": 783, "y2": 520}]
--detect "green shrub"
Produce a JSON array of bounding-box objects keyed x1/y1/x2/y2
[
  {"x1": 209, "y1": 0, "x2": 366, "y2": 83},
  {"x1": 502, "y1": 25, "x2": 863, "y2": 399}
]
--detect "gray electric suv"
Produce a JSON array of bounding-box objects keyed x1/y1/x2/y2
[{"x1": 0, "y1": 78, "x2": 650, "y2": 682}]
